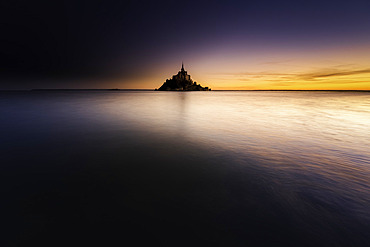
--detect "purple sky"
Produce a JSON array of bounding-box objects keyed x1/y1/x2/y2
[{"x1": 1, "y1": 0, "x2": 370, "y2": 89}]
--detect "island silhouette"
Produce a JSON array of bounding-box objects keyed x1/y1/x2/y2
[{"x1": 157, "y1": 63, "x2": 210, "y2": 91}]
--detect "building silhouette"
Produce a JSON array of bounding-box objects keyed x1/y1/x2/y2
[{"x1": 157, "y1": 63, "x2": 210, "y2": 91}]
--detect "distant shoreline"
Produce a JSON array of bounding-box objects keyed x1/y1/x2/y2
[{"x1": 0, "y1": 89, "x2": 369, "y2": 92}]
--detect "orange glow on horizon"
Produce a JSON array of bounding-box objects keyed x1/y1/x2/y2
[{"x1": 113, "y1": 43, "x2": 370, "y2": 90}]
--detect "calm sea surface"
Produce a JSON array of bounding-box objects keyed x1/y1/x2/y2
[{"x1": 1, "y1": 91, "x2": 370, "y2": 246}]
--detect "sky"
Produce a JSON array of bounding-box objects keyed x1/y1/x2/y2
[{"x1": 1, "y1": 0, "x2": 370, "y2": 90}]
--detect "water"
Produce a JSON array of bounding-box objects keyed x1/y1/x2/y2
[{"x1": 1, "y1": 91, "x2": 369, "y2": 246}]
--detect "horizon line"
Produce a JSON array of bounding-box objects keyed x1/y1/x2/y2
[{"x1": 1, "y1": 89, "x2": 370, "y2": 92}]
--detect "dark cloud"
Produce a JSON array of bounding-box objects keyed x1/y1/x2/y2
[
  {"x1": 214, "y1": 72, "x2": 296, "y2": 76},
  {"x1": 216, "y1": 67, "x2": 370, "y2": 85},
  {"x1": 298, "y1": 69, "x2": 370, "y2": 80}
]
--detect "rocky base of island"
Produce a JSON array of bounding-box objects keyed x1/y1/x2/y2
[{"x1": 156, "y1": 79, "x2": 210, "y2": 91}]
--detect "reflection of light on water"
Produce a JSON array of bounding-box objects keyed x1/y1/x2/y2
[
  {"x1": 109, "y1": 92, "x2": 370, "y2": 157},
  {"x1": 108, "y1": 91, "x2": 370, "y2": 167},
  {"x1": 106, "y1": 91, "x2": 370, "y2": 220},
  {"x1": 2, "y1": 91, "x2": 369, "y2": 245}
]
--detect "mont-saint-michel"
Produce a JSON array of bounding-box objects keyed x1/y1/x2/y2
[{"x1": 156, "y1": 63, "x2": 210, "y2": 91}]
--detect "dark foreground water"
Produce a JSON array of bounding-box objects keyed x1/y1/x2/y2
[{"x1": 1, "y1": 91, "x2": 369, "y2": 246}]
